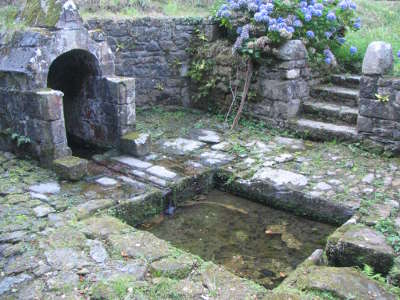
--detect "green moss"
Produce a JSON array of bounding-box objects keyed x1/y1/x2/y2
[
  {"x1": 53, "y1": 156, "x2": 86, "y2": 168},
  {"x1": 21, "y1": 0, "x2": 62, "y2": 28},
  {"x1": 122, "y1": 131, "x2": 140, "y2": 141}
]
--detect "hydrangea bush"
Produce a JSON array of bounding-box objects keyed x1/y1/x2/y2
[{"x1": 216, "y1": 0, "x2": 361, "y2": 67}]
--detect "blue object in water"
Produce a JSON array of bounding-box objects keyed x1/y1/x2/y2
[{"x1": 164, "y1": 205, "x2": 176, "y2": 215}]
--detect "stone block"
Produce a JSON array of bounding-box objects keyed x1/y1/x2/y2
[
  {"x1": 53, "y1": 156, "x2": 88, "y2": 181},
  {"x1": 359, "y1": 98, "x2": 400, "y2": 121},
  {"x1": 356, "y1": 115, "x2": 373, "y2": 133},
  {"x1": 326, "y1": 224, "x2": 394, "y2": 274},
  {"x1": 362, "y1": 41, "x2": 393, "y2": 75},
  {"x1": 120, "y1": 132, "x2": 151, "y2": 157},
  {"x1": 276, "y1": 40, "x2": 307, "y2": 61},
  {"x1": 104, "y1": 76, "x2": 135, "y2": 104},
  {"x1": 359, "y1": 75, "x2": 379, "y2": 99},
  {"x1": 35, "y1": 90, "x2": 64, "y2": 121}
]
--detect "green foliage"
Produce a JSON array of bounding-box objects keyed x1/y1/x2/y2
[
  {"x1": 362, "y1": 264, "x2": 400, "y2": 297},
  {"x1": 362, "y1": 264, "x2": 386, "y2": 283},
  {"x1": 333, "y1": 0, "x2": 400, "y2": 75},
  {"x1": 375, "y1": 219, "x2": 400, "y2": 254}
]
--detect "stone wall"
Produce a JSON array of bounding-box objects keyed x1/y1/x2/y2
[
  {"x1": 187, "y1": 38, "x2": 310, "y2": 126},
  {"x1": 88, "y1": 17, "x2": 310, "y2": 123},
  {"x1": 86, "y1": 17, "x2": 218, "y2": 107},
  {"x1": 358, "y1": 76, "x2": 400, "y2": 152},
  {"x1": 357, "y1": 41, "x2": 400, "y2": 153}
]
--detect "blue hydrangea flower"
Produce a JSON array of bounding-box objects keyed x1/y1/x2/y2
[
  {"x1": 305, "y1": 14, "x2": 312, "y2": 22},
  {"x1": 324, "y1": 57, "x2": 332, "y2": 65},
  {"x1": 350, "y1": 46, "x2": 358, "y2": 55},
  {"x1": 398, "y1": 50, "x2": 400, "y2": 58},
  {"x1": 324, "y1": 31, "x2": 332, "y2": 39},
  {"x1": 306, "y1": 30, "x2": 315, "y2": 39},
  {"x1": 353, "y1": 22, "x2": 361, "y2": 29},
  {"x1": 337, "y1": 37, "x2": 346, "y2": 44},
  {"x1": 293, "y1": 20, "x2": 303, "y2": 27},
  {"x1": 327, "y1": 12, "x2": 336, "y2": 21}
]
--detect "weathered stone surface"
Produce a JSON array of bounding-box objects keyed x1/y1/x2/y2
[
  {"x1": 120, "y1": 132, "x2": 151, "y2": 157},
  {"x1": 284, "y1": 266, "x2": 397, "y2": 300},
  {"x1": 199, "y1": 263, "x2": 268, "y2": 299},
  {"x1": 87, "y1": 239, "x2": 109, "y2": 263},
  {"x1": 161, "y1": 138, "x2": 206, "y2": 155},
  {"x1": 252, "y1": 167, "x2": 308, "y2": 188},
  {"x1": 80, "y1": 216, "x2": 134, "y2": 239},
  {"x1": 96, "y1": 177, "x2": 118, "y2": 187},
  {"x1": 75, "y1": 199, "x2": 115, "y2": 220},
  {"x1": 150, "y1": 255, "x2": 196, "y2": 279},
  {"x1": 0, "y1": 274, "x2": 32, "y2": 296},
  {"x1": 276, "y1": 40, "x2": 307, "y2": 61},
  {"x1": 29, "y1": 182, "x2": 60, "y2": 194},
  {"x1": 190, "y1": 129, "x2": 221, "y2": 144},
  {"x1": 53, "y1": 156, "x2": 88, "y2": 181},
  {"x1": 45, "y1": 248, "x2": 90, "y2": 271},
  {"x1": 199, "y1": 151, "x2": 234, "y2": 167},
  {"x1": 146, "y1": 165, "x2": 178, "y2": 180},
  {"x1": 326, "y1": 224, "x2": 394, "y2": 274},
  {"x1": 362, "y1": 41, "x2": 394, "y2": 75},
  {"x1": 33, "y1": 205, "x2": 55, "y2": 218},
  {"x1": 112, "y1": 155, "x2": 153, "y2": 170},
  {"x1": 108, "y1": 231, "x2": 170, "y2": 262}
]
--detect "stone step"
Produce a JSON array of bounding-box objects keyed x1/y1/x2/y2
[
  {"x1": 302, "y1": 101, "x2": 358, "y2": 125},
  {"x1": 294, "y1": 118, "x2": 358, "y2": 142},
  {"x1": 330, "y1": 74, "x2": 361, "y2": 89},
  {"x1": 310, "y1": 85, "x2": 359, "y2": 107}
]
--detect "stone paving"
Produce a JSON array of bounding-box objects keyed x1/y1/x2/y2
[{"x1": 0, "y1": 106, "x2": 399, "y2": 299}]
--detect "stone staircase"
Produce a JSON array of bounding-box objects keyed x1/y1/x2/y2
[{"x1": 294, "y1": 74, "x2": 361, "y2": 141}]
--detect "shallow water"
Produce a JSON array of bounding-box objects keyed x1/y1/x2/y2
[{"x1": 139, "y1": 190, "x2": 336, "y2": 289}]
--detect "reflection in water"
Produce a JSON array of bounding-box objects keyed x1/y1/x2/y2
[{"x1": 139, "y1": 190, "x2": 336, "y2": 289}]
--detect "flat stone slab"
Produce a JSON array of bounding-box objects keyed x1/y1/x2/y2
[
  {"x1": 146, "y1": 165, "x2": 178, "y2": 180},
  {"x1": 284, "y1": 266, "x2": 397, "y2": 300},
  {"x1": 29, "y1": 182, "x2": 60, "y2": 194},
  {"x1": 326, "y1": 224, "x2": 394, "y2": 274},
  {"x1": 273, "y1": 136, "x2": 306, "y2": 151},
  {"x1": 199, "y1": 151, "x2": 235, "y2": 167},
  {"x1": 112, "y1": 156, "x2": 153, "y2": 170},
  {"x1": 53, "y1": 156, "x2": 88, "y2": 181},
  {"x1": 108, "y1": 231, "x2": 170, "y2": 262},
  {"x1": 160, "y1": 138, "x2": 206, "y2": 155},
  {"x1": 252, "y1": 167, "x2": 308, "y2": 188},
  {"x1": 33, "y1": 205, "x2": 55, "y2": 218},
  {"x1": 190, "y1": 129, "x2": 222, "y2": 144},
  {"x1": 95, "y1": 177, "x2": 118, "y2": 187}
]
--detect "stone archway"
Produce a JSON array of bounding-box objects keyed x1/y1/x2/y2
[{"x1": 47, "y1": 49, "x2": 104, "y2": 155}]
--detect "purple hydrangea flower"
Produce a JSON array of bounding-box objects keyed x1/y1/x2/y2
[{"x1": 306, "y1": 30, "x2": 315, "y2": 39}]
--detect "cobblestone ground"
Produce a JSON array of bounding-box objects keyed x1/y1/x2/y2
[{"x1": 0, "y1": 106, "x2": 399, "y2": 299}]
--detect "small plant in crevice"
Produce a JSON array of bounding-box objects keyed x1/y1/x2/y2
[{"x1": 375, "y1": 218, "x2": 400, "y2": 254}]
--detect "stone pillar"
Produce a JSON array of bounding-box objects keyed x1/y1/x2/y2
[
  {"x1": 29, "y1": 90, "x2": 71, "y2": 163},
  {"x1": 103, "y1": 76, "x2": 136, "y2": 137},
  {"x1": 357, "y1": 41, "x2": 400, "y2": 152}
]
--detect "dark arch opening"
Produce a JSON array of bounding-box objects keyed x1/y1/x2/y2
[{"x1": 47, "y1": 49, "x2": 104, "y2": 158}]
